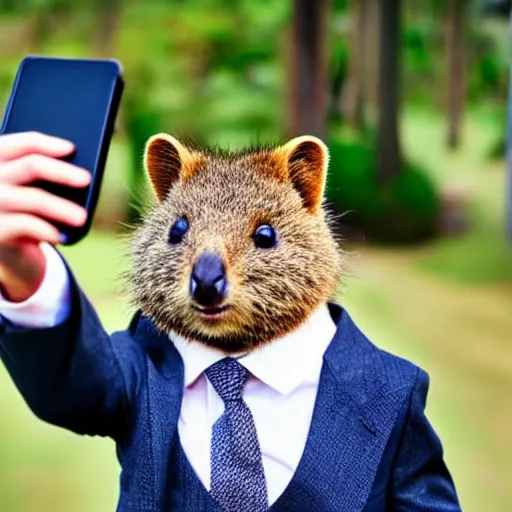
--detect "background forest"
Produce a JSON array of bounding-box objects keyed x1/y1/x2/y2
[{"x1": 0, "y1": 1, "x2": 511, "y2": 511}]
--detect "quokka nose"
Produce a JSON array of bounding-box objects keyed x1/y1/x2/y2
[{"x1": 190, "y1": 252, "x2": 227, "y2": 307}]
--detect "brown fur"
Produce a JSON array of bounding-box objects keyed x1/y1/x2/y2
[{"x1": 128, "y1": 135, "x2": 344, "y2": 353}]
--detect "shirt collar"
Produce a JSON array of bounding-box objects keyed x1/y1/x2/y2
[{"x1": 169, "y1": 304, "x2": 337, "y2": 396}]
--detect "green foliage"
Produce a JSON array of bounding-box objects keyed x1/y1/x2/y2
[
  {"x1": 486, "y1": 127, "x2": 506, "y2": 160},
  {"x1": 479, "y1": 53, "x2": 502, "y2": 89},
  {"x1": 326, "y1": 139, "x2": 440, "y2": 244},
  {"x1": 468, "y1": 51, "x2": 508, "y2": 101},
  {"x1": 331, "y1": 0, "x2": 348, "y2": 12},
  {"x1": 467, "y1": 22, "x2": 510, "y2": 103},
  {"x1": 403, "y1": 25, "x2": 432, "y2": 76},
  {"x1": 401, "y1": 20, "x2": 441, "y2": 106},
  {"x1": 114, "y1": 0, "x2": 286, "y2": 149}
]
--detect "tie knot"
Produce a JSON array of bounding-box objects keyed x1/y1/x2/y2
[{"x1": 205, "y1": 357, "x2": 250, "y2": 403}]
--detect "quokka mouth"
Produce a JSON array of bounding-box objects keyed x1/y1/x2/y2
[{"x1": 191, "y1": 304, "x2": 230, "y2": 318}]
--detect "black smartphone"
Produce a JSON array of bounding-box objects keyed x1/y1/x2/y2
[{"x1": 0, "y1": 56, "x2": 124, "y2": 245}]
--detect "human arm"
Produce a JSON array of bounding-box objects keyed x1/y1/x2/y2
[
  {"x1": 0, "y1": 256, "x2": 137, "y2": 439},
  {"x1": 0, "y1": 242, "x2": 71, "y2": 327},
  {"x1": 0, "y1": 132, "x2": 136, "y2": 439}
]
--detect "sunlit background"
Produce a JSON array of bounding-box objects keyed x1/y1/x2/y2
[{"x1": 1, "y1": 0, "x2": 511, "y2": 511}]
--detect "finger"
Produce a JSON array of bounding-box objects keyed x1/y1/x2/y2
[
  {"x1": 0, "y1": 132, "x2": 74, "y2": 163},
  {"x1": 0, "y1": 185, "x2": 87, "y2": 226},
  {"x1": 0, "y1": 154, "x2": 91, "y2": 187},
  {"x1": 0, "y1": 213, "x2": 61, "y2": 245}
]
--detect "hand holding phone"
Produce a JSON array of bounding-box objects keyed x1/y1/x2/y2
[
  {"x1": 0, "y1": 56, "x2": 124, "y2": 245},
  {"x1": 0, "y1": 131, "x2": 90, "y2": 302}
]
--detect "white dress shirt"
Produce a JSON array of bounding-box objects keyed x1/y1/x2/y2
[
  {"x1": 0, "y1": 243, "x2": 71, "y2": 327},
  {"x1": 0, "y1": 244, "x2": 337, "y2": 505}
]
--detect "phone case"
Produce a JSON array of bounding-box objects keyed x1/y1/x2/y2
[{"x1": 0, "y1": 56, "x2": 124, "y2": 245}]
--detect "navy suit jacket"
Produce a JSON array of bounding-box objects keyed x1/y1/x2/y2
[{"x1": 0, "y1": 272, "x2": 461, "y2": 511}]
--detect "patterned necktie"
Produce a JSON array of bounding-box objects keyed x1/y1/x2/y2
[{"x1": 205, "y1": 357, "x2": 269, "y2": 512}]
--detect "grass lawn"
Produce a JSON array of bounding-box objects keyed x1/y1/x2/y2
[{"x1": 1, "y1": 108, "x2": 511, "y2": 511}]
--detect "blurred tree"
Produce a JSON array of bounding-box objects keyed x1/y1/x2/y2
[
  {"x1": 376, "y1": 0, "x2": 402, "y2": 184},
  {"x1": 341, "y1": 0, "x2": 367, "y2": 131},
  {"x1": 288, "y1": 0, "x2": 331, "y2": 138},
  {"x1": 91, "y1": 0, "x2": 121, "y2": 58},
  {"x1": 27, "y1": 0, "x2": 72, "y2": 51},
  {"x1": 362, "y1": 0, "x2": 380, "y2": 117},
  {"x1": 446, "y1": 0, "x2": 467, "y2": 149}
]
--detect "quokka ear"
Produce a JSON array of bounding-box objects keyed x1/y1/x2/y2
[
  {"x1": 276, "y1": 135, "x2": 329, "y2": 214},
  {"x1": 144, "y1": 133, "x2": 204, "y2": 202}
]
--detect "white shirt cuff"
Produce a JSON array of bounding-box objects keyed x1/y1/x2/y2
[{"x1": 0, "y1": 242, "x2": 72, "y2": 328}]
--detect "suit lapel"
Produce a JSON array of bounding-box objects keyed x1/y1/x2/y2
[
  {"x1": 312, "y1": 366, "x2": 407, "y2": 512},
  {"x1": 273, "y1": 306, "x2": 408, "y2": 512}
]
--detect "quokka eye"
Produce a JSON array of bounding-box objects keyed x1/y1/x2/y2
[
  {"x1": 168, "y1": 217, "x2": 189, "y2": 245},
  {"x1": 253, "y1": 224, "x2": 278, "y2": 249}
]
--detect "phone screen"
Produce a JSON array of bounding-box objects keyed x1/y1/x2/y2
[{"x1": 0, "y1": 57, "x2": 123, "y2": 244}]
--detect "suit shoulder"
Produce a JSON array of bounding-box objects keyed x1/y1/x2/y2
[
  {"x1": 113, "y1": 311, "x2": 182, "y2": 380},
  {"x1": 107, "y1": 313, "x2": 149, "y2": 386},
  {"x1": 364, "y1": 338, "x2": 423, "y2": 393},
  {"x1": 109, "y1": 310, "x2": 152, "y2": 351},
  {"x1": 330, "y1": 310, "x2": 426, "y2": 402}
]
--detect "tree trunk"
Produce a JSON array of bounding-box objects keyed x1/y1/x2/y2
[
  {"x1": 341, "y1": 0, "x2": 367, "y2": 131},
  {"x1": 363, "y1": 0, "x2": 381, "y2": 119},
  {"x1": 288, "y1": 0, "x2": 331, "y2": 139},
  {"x1": 27, "y1": 7, "x2": 65, "y2": 52},
  {"x1": 92, "y1": 0, "x2": 122, "y2": 58},
  {"x1": 376, "y1": 0, "x2": 402, "y2": 185},
  {"x1": 446, "y1": 0, "x2": 466, "y2": 150}
]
